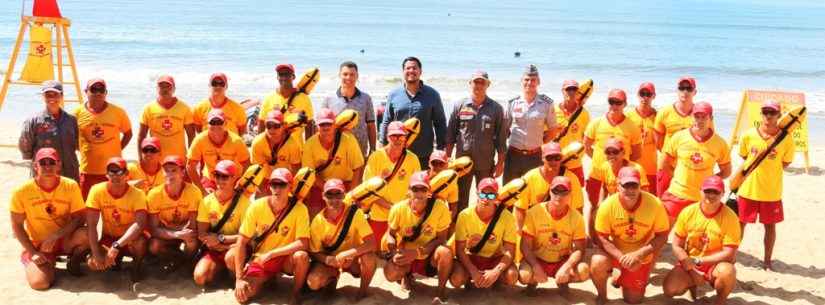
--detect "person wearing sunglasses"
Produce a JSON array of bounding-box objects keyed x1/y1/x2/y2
[
  {"x1": 75, "y1": 78, "x2": 132, "y2": 199},
  {"x1": 736, "y1": 100, "x2": 793, "y2": 271},
  {"x1": 251, "y1": 109, "x2": 301, "y2": 197},
  {"x1": 587, "y1": 138, "x2": 650, "y2": 207},
  {"x1": 257, "y1": 63, "x2": 315, "y2": 142},
  {"x1": 187, "y1": 109, "x2": 251, "y2": 194},
  {"x1": 554, "y1": 79, "x2": 591, "y2": 185},
  {"x1": 321, "y1": 61, "x2": 377, "y2": 158},
  {"x1": 86, "y1": 157, "x2": 149, "y2": 282},
  {"x1": 138, "y1": 75, "x2": 197, "y2": 162},
  {"x1": 383, "y1": 171, "x2": 453, "y2": 303},
  {"x1": 626, "y1": 82, "x2": 658, "y2": 192},
  {"x1": 146, "y1": 156, "x2": 204, "y2": 273},
  {"x1": 661, "y1": 102, "x2": 731, "y2": 225},
  {"x1": 192, "y1": 160, "x2": 250, "y2": 287},
  {"x1": 516, "y1": 142, "x2": 584, "y2": 230},
  {"x1": 664, "y1": 175, "x2": 740, "y2": 305},
  {"x1": 234, "y1": 168, "x2": 311, "y2": 305},
  {"x1": 451, "y1": 178, "x2": 519, "y2": 289},
  {"x1": 519, "y1": 176, "x2": 590, "y2": 296},
  {"x1": 584, "y1": 89, "x2": 643, "y2": 176},
  {"x1": 653, "y1": 76, "x2": 702, "y2": 197},
  {"x1": 590, "y1": 166, "x2": 669, "y2": 305},
  {"x1": 19, "y1": 80, "x2": 80, "y2": 182},
  {"x1": 10, "y1": 148, "x2": 88, "y2": 290},
  {"x1": 306, "y1": 179, "x2": 377, "y2": 301},
  {"x1": 127, "y1": 137, "x2": 165, "y2": 194},
  {"x1": 193, "y1": 73, "x2": 247, "y2": 135},
  {"x1": 427, "y1": 150, "x2": 459, "y2": 230}
]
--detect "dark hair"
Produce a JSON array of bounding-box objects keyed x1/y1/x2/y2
[
  {"x1": 402, "y1": 56, "x2": 422, "y2": 69},
  {"x1": 339, "y1": 61, "x2": 358, "y2": 72}
]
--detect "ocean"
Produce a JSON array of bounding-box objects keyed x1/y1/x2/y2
[{"x1": 1, "y1": 0, "x2": 823, "y2": 140}]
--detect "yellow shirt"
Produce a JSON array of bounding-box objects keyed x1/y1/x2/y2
[
  {"x1": 653, "y1": 104, "x2": 705, "y2": 150},
  {"x1": 127, "y1": 162, "x2": 165, "y2": 194},
  {"x1": 258, "y1": 91, "x2": 314, "y2": 149},
  {"x1": 140, "y1": 101, "x2": 194, "y2": 160},
  {"x1": 187, "y1": 131, "x2": 251, "y2": 180},
  {"x1": 196, "y1": 193, "x2": 252, "y2": 235},
  {"x1": 454, "y1": 206, "x2": 518, "y2": 258},
  {"x1": 10, "y1": 177, "x2": 85, "y2": 243},
  {"x1": 522, "y1": 202, "x2": 586, "y2": 263},
  {"x1": 588, "y1": 160, "x2": 649, "y2": 195},
  {"x1": 192, "y1": 98, "x2": 246, "y2": 135},
  {"x1": 594, "y1": 192, "x2": 669, "y2": 263},
  {"x1": 250, "y1": 132, "x2": 302, "y2": 179},
  {"x1": 673, "y1": 203, "x2": 741, "y2": 258},
  {"x1": 584, "y1": 115, "x2": 642, "y2": 166},
  {"x1": 302, "y1": 132, "x2": 365, "y2": 182},
  {"x1": 75, "y1": 103, "x2": 132, "y2": 175},
  {"x1": 388, "y1": 199, "x2": 451, "y2": 259},
  {"x1": 146, "y1": 183, "x2": 203, "y2": 228},
  {"x1": 554, "y1": 104, "x2": 590, "y2": 169},
  {"x1": 516, "y1": 167, "x2": 584, "y2": 211},
  {"x1": 626, "y1": 109, "x2": 658, "y2": 175},
  {"x1": 309, "y1": 206, "x2": 373, "y2": 255},
  {"x1": 86, "y1": 183, "x2": 147, "y2": 237},
  {"x1": 239, "y1": 198, "x2": 310, "y2": 257},
  {"x1": 737, "y1": 128, "x2": 795, "y2": 201},
  {"x1": 362, "y1": 149, "x2": 421, "y2": 221},
  {"x1": 665, "y1": 130, "x2": 731, "y2": 201}
]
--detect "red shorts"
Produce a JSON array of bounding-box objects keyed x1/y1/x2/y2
[
  {"x1": 80, "y1": 173, "x2": 108, "y2": 199},
  {"x1": 610, "y1": 258, "x2": 654, "y2": 293},
  {"x1": 661, "y1": 192, "x2": 695, "y2": 219},
  {"x1": 469, "y1": 255, "x2": 502, "y2": 271},
  {"x1": 100, "y1": 235, "x2": 133, "y2": 257},
  {"x1": 678, "y1": 261, "x2": 717, "y2": 283},
  {"x1": 646, "y1": 175, "x2": 657, "y2": 194},
  {"x1": 656, "y1": 170, "x2": 672, "y2": 198},
  {"x1": 585, "y1": 178, "x2": 603, "y2": 207},
  {"x1": 20, "y1": 238, "x2": 65, "y2": 265},
  {"x1": 568, "y1": 166, "x2": 585, "y2": 186},
  {"x1": 201, "y1": 250, "x2": 228, "y2": 267},
  {"x1": 244, "y1": 255, "x2": 288, "y2": 278},
  {"x1": 536, "y1": 257, "x2": 568, "y2": 277},
  {"x1": 410, "y1": 258, "x2": 437, "y2": 277},
  {"x1": 368, "y1": 220, "x2": 388, "y2": 242},
  {"x1": 738, "y1": 196, "x2": 783, "y2": 224},
  {"x1": 305, "y1": 186, "x2": 326, "y2": 218}
]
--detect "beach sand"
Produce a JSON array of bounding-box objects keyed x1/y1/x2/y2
[{"x1": 0, "y1": 119, "x2": 823, "y2": 305}]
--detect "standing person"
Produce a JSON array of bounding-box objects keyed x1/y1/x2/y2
[
  {"x1": 19, "y1": 80, "x2": 79, "y2": 181},
  {"x1": 554, "y1": 79, "x2": 591, "y2": 185},
  {"x1": 379, "y1": 56, "x2": 448, "y2": 169},
  {"x1": 321, "y1": 61, "x2": 377, "y2": 157},
  {"x1": 737, "y1": 100, "x2": 794, "y2": 270},
  {"x1": 626, "y1": 82, "x2": 658, "y2": 191},
  {"x1": 75, "y1": 78, "x2": 133, "y2": 198},
  {"x1": 193, "y1": 73, "x2": 247, "y2": 135},
  {"x1": 10, "y1": 148, "x2": 88, "y2": 290},
  {"x1": 250, "y1": 110, "x2": 302, "y2": 196},
  {"x1": 661, "y1": 102, "x2": 731, "y2": 224},
  {"x1": 503, "y1": 64, "x2": 557, "y2": 183},
  {"x1": 516, "y1": 142, "x2": 585, "y2": 229},
  {"x1": 258, "y1": 63, "x2": 315, "y2": 142},
  {"x1": 583, "y1": 89, "x2": 642, "y2": 171},
  {"x1": 138, "y1": 75, "x2": 197, "y2": 161},
  {"x1": 653, "y1": 76, "x2": 699, "y2": 196},
  {"x1": 187, "y1": 109, "x2": 251, "y2": 194},
  {"x1": 128, "y1": 137, "x2": 165, "y2": 194},
  {"x1": 446, "y1": 71, "x2": 507, "y2": 214},
  {"x1": 586, "y1": 138, "x2": 650, "y2": 206}
]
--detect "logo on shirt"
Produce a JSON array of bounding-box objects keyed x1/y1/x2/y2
[
  {"x1": 209, "y1": 211, "x2": 219, "y2": 222},
  {"x1": 570, "y1": 123, "x2": 579, "y2": 134},
  {"x1": 45, "y1": 203, "x2": 55, "y2": 215},
  {"x1": 550, "y1": 232, "x2": 561, "y2": 245},
  {"x1": 92, "y1": 126, "x2": 105, "y2": 139},
  {"x1": 162, "y1": 119, "x2": 173, "y2": 131},
  {"x1": 172, "y1": 208, "x2": 181, "y2": 223},
  {"x1": 398, "y1": 169, "x2": 407, "y2": 179},
  {"x1": 112, "y1": 209, "x2": 121, "y2": 223},
  {"x1": 334, "y1": 156, "x2": 342, "y2": 165},
  {"x1": 281, "y1": 226, "x2": 290, "y2": 236},
  {"x1": 625, "y1": 217, "x2": 637, "y2": 237},
  {"x1": 700, "y1": 233, "x2": 709, "y2": 246},
  {"x1": 690, "y1": 152, "x2": 704, "y2": 164}
]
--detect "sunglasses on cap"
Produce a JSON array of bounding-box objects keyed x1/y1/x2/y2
[
  {"x1": 478, "y1": 192, "x2": 497, "y2": 200},
  {"x1": 211, "y1": 81, "x2": 226, "y2": 88},
  {"x1": 269, "y1": 181, "x2": 289, "y2": 189},
  {"x1": 639, "y1": 91, "x2": 653, "y2": 98},
  {"x1": 266, "y1": 122, "x2": 282, "y2": 129},
  {"x1": 678, "y1": 86, "x2": 694, "y2": 92},
  {"x1": 621, "y1": 182, "x2": 640, "y2": 189},
  {"x1": 761, "y1": 110, "x2": 779, "y2": 117},
  {"x1": 703, "y1": 189, "x2": 721, "y2": 195},
  {"x1": 608, "y1": 98, "x2": 625, "y2": 106},
  {"x1": 324, "y1": 191, "x2": 344, "y2": 199},
  {"x1": 551, "y1": 188, "x2": 570, "y2": 196},
  {"x1": 605, "y1": 148, "x2": 622, "y2": 156},
  {"x1": 410, "y1": 185, "x2": 429, "y2": 193},
  {"x1": 214, "y1": 172, "x2": 232, "y2": 180},
  {"x1": 545, "y1": 154, "x2": 562, "y2": 162},
  {"x1": 89, "y1": 86, "x2": 106, "y2": 94},
  {"x1": 107, "y1": 168, "x2": 127, "y2": 176},
  {"x1": 38, "y1": 159, "x2": 57, "y2": 166},
  {"x1": 142, "y1": 147, "x2": 159, "y2": 154},
  {"x1": 209, "y1": 119, "x2": 225, "y2": 126}
]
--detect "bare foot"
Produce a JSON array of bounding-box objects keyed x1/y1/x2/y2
[
  {"x1": 401, "y1": 274, "x2": 414, "y2": 291},
  {"x1": 558, "y1": 284, "x2": 570, "y2": 296},
  {"x1": 595, "y1": 296, "x2": 608, "y2": 305},
  {"x1": 763, "y1": 261, "x2": 773, "y2": 271},
  {"x1": 689, "y1": 286, "x2": 698, "y2": 301}
]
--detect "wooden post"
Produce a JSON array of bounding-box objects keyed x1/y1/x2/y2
[
  {"x1": 0, "y1": 19, "x2": 28, "y2": 110},
  {"x1": 61, "y1": 22, "x2": 83, "y2": 103}
]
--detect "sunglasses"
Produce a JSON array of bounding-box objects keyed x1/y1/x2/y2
[
  {"x1": 324, "y1": 191, "x2": 344, "y2": 199},
  {"x1": 678, "y1": 86, "x2": 694, "y2": 92},
  {"x1": 38, "y1": 159, "x2": 57, "y2": 166},
  {"x1": 545, "y1": 155, "x2": 562, "y2": 162},
  {"x1": 388, "y1": 134, "x2": 405, "y2": 139},
  {"x1": 608, "y1": 99, "x2": 625, "y2": 106},
  {"x1": 142, "y1": 147, "x2": 159, "y2": 154},
  {"x1": 209, "y1": 119, "x2": 225, "y2": 126},
  {"x1": 639, "y1": 91, "x2": 653, "y2": 98},
  {"x1": 564, "y1": 87, "x2": 578, "y2": 92},
  {"x1": 605, "y1": 149, "x2": 622, "y2": 156},
  {"x1": 621, "y1": 182, "x2": 640, "y2": 189},
  {"x1": 411, "y1": 186, "x2": 429, "y2": 193},
  {"x1": 269, "y1": 181, "x2": 289, "y2": 189},
  {"x1": 703, "y1": 189, "x2": 721, "y2": 195},
  {"x1": 761, "y1": 110, "x2": 779, "y2": 117},
  {"x1": 89, "y1": 87, "x2": 106, "y2": 94},
  {"x1": 430, "y1": 160, "x2": 447, "y2": 168},
  {"x1": 107, "y1": 168, "x2": 127, "y2": 176},
  {"x1": 211, "y1": 81, "x2": 226, "y2": 88},
  {"x1": 551, "y1": 188, "x2": 570, "y2": 196},
  {"x1": 478, "y1": 192, "x2": 497, "y2": 200},
  {"x1": 214, "y1": 173, "x2": 232, "y2": 180},
  {"x1": 266, "y1": 122, "x2": 282, "y2": 129},
  {"x1": 318, "y1": 123, "x2": 333, "y2": 128}
]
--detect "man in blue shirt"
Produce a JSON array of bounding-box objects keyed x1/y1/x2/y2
[{"x1": 379, "y1": 57, "x2": 447, "y2": 169}]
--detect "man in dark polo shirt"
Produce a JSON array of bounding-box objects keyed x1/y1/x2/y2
[
  {"x1": 18, "y1": 80, "x2": 79, "y2": 181},
  {"x1": 379, "y1": 56, "x2": 447, "y2": 169},
  {"x1": 446, "y1": 70, "x2": 507, "y2": 212}
]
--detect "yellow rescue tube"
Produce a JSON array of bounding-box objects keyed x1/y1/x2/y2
[
  {"x1": 404, "y1": 118, "x2": 421, "y2": 146},
  {"x1": 291, "y1": 167, "x2": 315, "y2": 200},
  {"x1": 578, "y1": 79, "x2": 594, "y2": 104},
  {"x1": 334, "y1": 109, "x2": 359, "y2": 131},
  {"x1": 296, "y1": 67, "x2": 320, "y2": 94}
]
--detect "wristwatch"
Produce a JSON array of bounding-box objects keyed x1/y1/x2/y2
[
  {"x1": 217, "y1": 234, "x2": 226, "y2": 243},
  {"x1": 692, "y1": 257, "x2": 702, "y2": 267},
  {"x1": 111, "y1": 241, "x2": 121, "y2": 250}
]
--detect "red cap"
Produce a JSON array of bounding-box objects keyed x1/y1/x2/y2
[
  {"x1": 157, "y1": 75, "x2": 175, "y2": 87},
  {"x1": 477, "y1": 178, "x2": 499, "y2": 193},
  {"x1": 541, "y1": 142, "x2": 562, "y2": 158},
  {"x1": 210, "y1": 72, "x2": 227, "y2": 84},
  {"x1": 678, "y1": 76, "x2": 696, "y2": 89},
  {"x1": 761, "y1": 100, "x2": 781, "y2": 112},
  {"x1": 550, "y1": 176, "x2": 572, "y2": 192},
  {"x1": 608, "y1": 89, "x2": 627, "y2": 103},
  {"x1": 207, "y1": 109, "x2": 227, "y2": 122},
  {"x1": 429, "y1": 150, "x2": 448, "y2": 164},
  {"x1": 316, "y1": 108, "x2": 336, "y2": 125},
  {"x1": 605, "y1": 137, "x2": 624, "y2": 151},
  {"x1": 162, "y1": 155, "x2": 186, "y2": 168},
  {"x1": 269, "y1": 168, "x2": 293, "y2": 184},
  {"x1": 617, "y1": 166, "x2": 641, "y2": 185},
  {"x1": 323, "y1": 179, "x2": 346, "y2": 193},
  {"x1": 638, "y1": 82, "x2": 656, "y2": 95},
  {"x1": 275, "y1": 63, "x2": 295, "y2": 74},
  {"x1": 85, "y1": 78, "x2": 107, "y2": 90},
  {"x1": 387, "y1": 121, "x2": 406, "y2": 137},
  {"x1": 265, "y1": 109, "x2": 285, "y2": 124},
  {"x1": 34, "y1": 147, "x2": 59, "y2": 162},
  {"x1": 140, "y1": 136, "x2": 161, "y2": 149},
  {"x1": 106, "y1": 157, "x2": 127, "y2": 170},
  {"x1": 701, "y1": 175, "x2": 725, "y2": 193},
  {"x1": 214, "y1": 160, "x2": 238, "y2": 176},
  {"x1": 409, "y1": 171, "x2": 430, "y2": 189},
  {"x1": 562, "y1": 79, "x2": 579, "y2": 89},
  {"x1": 692, "y1": 101, "x2": 713, "y2": 116}
]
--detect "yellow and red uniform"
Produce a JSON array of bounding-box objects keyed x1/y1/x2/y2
[
  {"x1": 517, "y1": 167, "x2": 584, "y2": 212},
  {"x1": 302, "y1": 132, "x2": 365, "y2": 183},
  {"x1": 584, "y1": 115, "x2": 642, "y2": 167},
  {"x1": 250, "y1": 132, "x2": 302, "y2": 179},
  {"x1": 10, "y1": 177, "x2": 85, "y2": 244},
  {"x1": 673, "y1": 203, "x2": 741, "y2": 280},
  {"x1": 86, "y1": 183, "x2": 147, "y2": 237},
  {"x1": 75, "y1": 103, "x2": 132, "y2": 175},
  {"x1": 626, "y1": 109, "x2": 658, "y2": 184},
  {"x1": 588, "y1": 160, "x2": 649, "y2": 195},
  {"x1": 258, "y1": 91, "x2": 314, "y2": 149},
  {"x1": 197, "y1": 193, "x2": 251, "y2": 235},
  {"x1": 664, "y1": 130, "x2": 730, "y2": 202},
  {"x1": 140, "y1": 100, "x2": 194, "y2": 160},
  {"x1": 192, "y1": 98, "x2": 246, "y2": 135},
  {"x1": 187, "y1": 132, "x2": 250, "y2": 180},
  {"x1": 127, "y1": 162, "x2": 165, "y2": 194},
  {"x1": 386, "y1": 199, "x2": 451, "y2": 259},
  {"x1": 146, "y1": 183, "x2": 203, "y2": 228},
  {"x1": 309, "y1": 206, "x2": 373, "y2": 256},
  {"x1": 554, "y1": 104, "x2": 590, "y2": 183},
  {"x1": 362, "y1": 149, "x2": 421, "y2": 222},
  {"x1": 521, "y1": 202, "x2": 586, "y2": 263}
]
